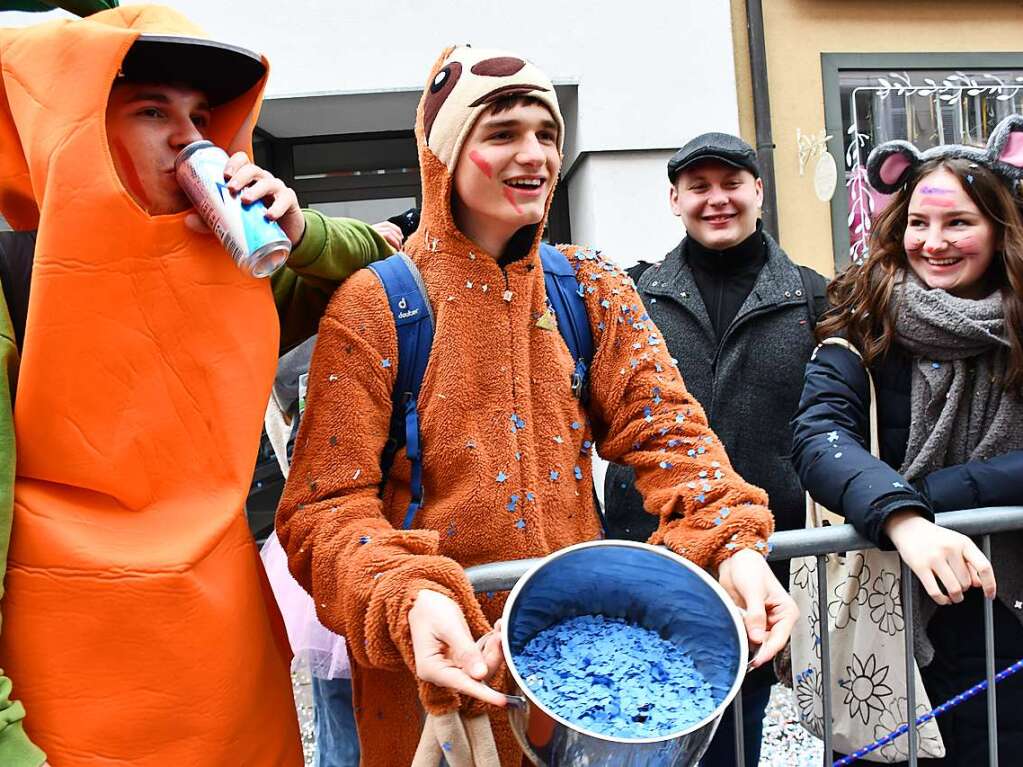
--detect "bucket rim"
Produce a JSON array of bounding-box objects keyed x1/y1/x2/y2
[{"x1": 499, "y1": 539, "x2": 750, "y2": 745}]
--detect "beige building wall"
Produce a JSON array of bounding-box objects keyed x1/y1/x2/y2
[{"x1": 733, "y1": 0, "x2": 1023, "y2": 276}]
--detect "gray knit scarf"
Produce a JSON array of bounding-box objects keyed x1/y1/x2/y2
[{"x1": 892, "y1": 270, "x2": 1023, "y2": 665}]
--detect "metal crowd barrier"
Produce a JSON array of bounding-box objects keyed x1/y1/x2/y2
[{"x1": 465, "y1": 506, "x2": 1023, "y2": 767}]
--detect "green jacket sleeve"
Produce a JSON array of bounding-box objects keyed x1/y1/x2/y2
[
  {"x1": 271, "y1": 210, "x2": 394, "y2": 354},
  {"x1": 0, "y1": 290, "x2": 46, "y2": 767}
]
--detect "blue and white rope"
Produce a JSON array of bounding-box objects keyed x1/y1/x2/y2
[{"x1": 832, "y1": 658, "x2": 1023, "y2": 766}]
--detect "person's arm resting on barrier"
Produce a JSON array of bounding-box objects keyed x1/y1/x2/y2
[
  {"x1": 792, "y1": 342, "x2": 994, "y2": 605},
  {"x1": 914, "y1": 450, "x2": 1023, "y2": 512},
  {"x1": 571, "y1": 248, "x2": 796, "y2": 667},
  {"x1": 274, "y1": 269, "x2": 501, "y2": 712}
]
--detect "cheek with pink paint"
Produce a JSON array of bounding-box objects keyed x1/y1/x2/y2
[
  {"x1": 469, "y1": 150, "x2": 494, "y2": 179},
  {"x1": 904, "y1": 233, "x2": 925, "y2": 254},
  {"x1": 949, "y1": 235, "x2": 981, "y2": 255}
]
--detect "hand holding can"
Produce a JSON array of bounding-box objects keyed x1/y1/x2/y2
[{"x1": 175, "y1": 140, "x2": 291, "y2": 278}]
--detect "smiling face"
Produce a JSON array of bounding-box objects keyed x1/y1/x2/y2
[
  {"x1": 451, "y1": 99, "x2": 561, "y2": 256},
  {"x1": 670, "y1": 160, "x2": 763, "y2": 250},
  {"x1": 903, "y1": 168, "x2": 997, "y2": 298},
  {"x1": 105, "y1": 81, "x2": 212, "y2": 216}
]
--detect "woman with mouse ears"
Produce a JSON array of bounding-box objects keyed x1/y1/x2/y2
[{"x1": 792, "y1": 114, "x2": 1023, "y2": 766}]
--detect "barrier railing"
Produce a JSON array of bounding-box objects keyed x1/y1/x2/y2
[{"x1": 465, "y1": 506, "x2": 1023, "y2": 767}]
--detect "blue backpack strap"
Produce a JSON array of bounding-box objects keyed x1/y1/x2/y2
[
  {"x1": 367, "y1": 253, "x2": 434, "y2": 529},
  {"x1": 540, "y1": 243, "x2": 593, "y2": 402}
]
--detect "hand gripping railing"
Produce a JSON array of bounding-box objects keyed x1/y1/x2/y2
[{"x1": 465, "y1": 506, "x2": 1023, "y2": 767}]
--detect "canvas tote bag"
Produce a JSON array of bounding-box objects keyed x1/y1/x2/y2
[{"x1": 789, "y1": 338, "x2": 945, "y2": 762}]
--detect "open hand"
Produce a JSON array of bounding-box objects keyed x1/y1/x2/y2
[
  {"x1": 408, "y1": 589, "x2": 505, "y2": 706},
  {"x1": 884, "y1": 509, "x2": 996, "y2": 605},
  {"x1": 717, "y1": 548, "x2": 798, "y2": 668}
]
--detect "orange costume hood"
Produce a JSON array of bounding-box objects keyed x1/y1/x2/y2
[{"x1": 0, "y1": 6, "x2": 301, "y2": 765}]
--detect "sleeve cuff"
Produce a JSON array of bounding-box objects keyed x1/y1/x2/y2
[
  {"x1": 394, "y1": 574, "x2": 494, "y2": 716},
  {"x1": 869, "y1": 494, "x2": 933, "y2": 550},
  {"x1": 0, "y1": 722, "x2": 46, "y2": 767},
  {"x1": 287, "y1": 210, "x2": 327, "y2": 269}
]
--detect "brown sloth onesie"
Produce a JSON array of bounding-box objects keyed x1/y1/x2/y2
[{"x1": 277, "y1": 45, "x2": 774, "y2": 766}]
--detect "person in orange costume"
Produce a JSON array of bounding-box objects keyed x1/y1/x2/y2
[
  {"x1": 0, "y1": 6, "x2": 382, "y2": 766},
  {"x1": 277, "y1": 46, "x2": 800, "y2": 766}
]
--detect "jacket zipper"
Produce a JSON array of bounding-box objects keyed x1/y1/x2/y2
[{"x1": 708, "y1": 300, "x2": 803, "y2": 419}]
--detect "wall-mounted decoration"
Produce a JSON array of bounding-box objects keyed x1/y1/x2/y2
[
  {"x1": 814, "y1": 152, "x2": 838, "y2": 202},
  {"x1": 798, "y1": 128, "x2": 837, "y2": 201}
]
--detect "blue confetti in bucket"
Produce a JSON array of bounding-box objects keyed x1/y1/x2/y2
[{"x1": 501, "y1": 540, "x2": 748, "y2": 766}]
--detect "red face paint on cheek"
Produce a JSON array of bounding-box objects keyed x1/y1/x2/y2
[
  {"x1": 469, "y1": 150, "x2": 493, "y2": 179},
  {"x1": 904, "y1": 234, "x2": 925, "y2": 253},
  {"x1": 503, "y1": 185, "x2": 524, "y2": 214},
  {"x1": 949, "y1": 235, "x2": 979, "y2": 253},
  {"x1": 110, "y1": 137, "x2": 151, "y2": 210}
]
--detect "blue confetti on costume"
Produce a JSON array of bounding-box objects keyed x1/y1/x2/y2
[{"x1": 514, "y1": 615, "x2": 717, "y2": 739}]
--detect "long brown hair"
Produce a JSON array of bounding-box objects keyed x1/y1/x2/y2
[{"x1": 817, "y1": 157, "x2": 1023, "y2": 394}]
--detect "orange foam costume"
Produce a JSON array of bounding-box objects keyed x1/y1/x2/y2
[{"x1": 0, "y1": 6, "x2": 302, "y2": 766}]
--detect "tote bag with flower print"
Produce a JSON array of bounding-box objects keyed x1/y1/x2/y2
[{"x1": 789, "y1": 338, "x2": 945, "y2": 762}]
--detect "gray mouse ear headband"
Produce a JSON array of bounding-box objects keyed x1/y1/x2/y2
[{"x1": 866, "y1": 113, "x2": 1023, "y2": 194}]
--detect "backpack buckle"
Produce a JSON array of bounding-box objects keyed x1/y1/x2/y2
[
  {"x1": 571, "y1": 371, "x2": 583, "y2": 399},
  {"x1": 571, "y1": 358, "x2": 587, "y2": 399}
]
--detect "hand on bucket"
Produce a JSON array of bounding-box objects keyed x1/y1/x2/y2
[
  {"x1": 717, "y1": 549, "x2": 798, "y2": 668},
  {"x1": 409, "y1": 589, "x2": 507, "y2": 706}
]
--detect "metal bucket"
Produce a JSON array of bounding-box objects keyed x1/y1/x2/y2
[{"x1": 500, "y1": 540, "x2": 748, "y2": 767}]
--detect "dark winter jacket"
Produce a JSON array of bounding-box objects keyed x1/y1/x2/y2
[
  {"x1": 792, "y1": 339, "x2": 1023, "y2": 764},
  {"x1": 791, "y1": 341, "x2": 1023, "y2": 546},
  {"x1": 604, "y1": 232, "x2": 827, "y2": 550}
]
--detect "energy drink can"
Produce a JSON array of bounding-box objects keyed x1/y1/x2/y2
[{"x1": 175, "y1": 140, "x2": 291, "y2": 278}]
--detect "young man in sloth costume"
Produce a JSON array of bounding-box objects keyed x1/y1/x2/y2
[
  {"x1": 277, "y1": 46, "x2": 798, "y2": 765},
  {"x1": 0, "y1": 6, "x2": 394, "y2": 766}
]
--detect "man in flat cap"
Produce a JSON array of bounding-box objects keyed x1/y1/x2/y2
[{"x1": 605, "y1": 132, "x2": 828, "y2": 767}]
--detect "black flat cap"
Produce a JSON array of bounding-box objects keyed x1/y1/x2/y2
[
  {"x1": 119, "y1": 35, "x2": 266, "y2": 107},
  {"x1": 667, "y1": 132, "x2": 761, "y2": 183}
]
